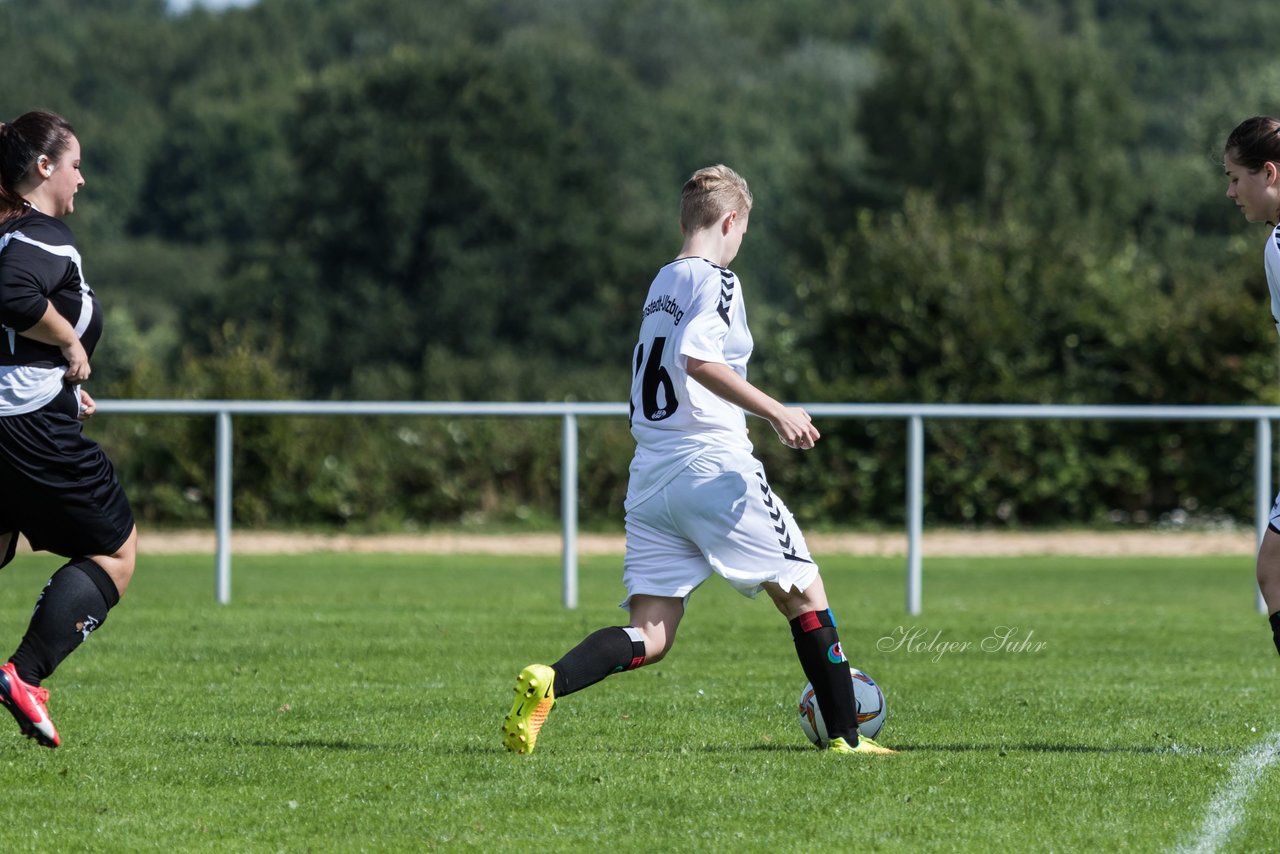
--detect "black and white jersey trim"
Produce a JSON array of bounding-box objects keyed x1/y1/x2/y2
[
  {"x1": 756, "y1": 471, "x2": 813, "y2": 564},
  {"x1": 0, "y1": 231, "x2": 93, "y2": 339},
  {"x1": 716, "y1": 268, "x2": 736, "y2": 325}
]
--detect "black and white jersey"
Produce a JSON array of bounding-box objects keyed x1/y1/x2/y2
[
  {"x1": 626, "y1": 256, "x2": 755, "y2": 510},
  {"x1": 0, "y1": 210, "x2": 100, "y2": 415}
]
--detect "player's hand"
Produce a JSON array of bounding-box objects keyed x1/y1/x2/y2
[
  {"x1": 770, "y1": 406, "x2": 821, "y2": 450},
  {"x1": 77, "y1": 388, "x2": 96, "y2": 420},
  {"x1": 61, "y1": 339, "x2": 90, "y2": 384}
]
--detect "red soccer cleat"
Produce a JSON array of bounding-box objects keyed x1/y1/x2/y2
[{"x1": 0, "y1": 662, "x2": 60, "y2": 748}]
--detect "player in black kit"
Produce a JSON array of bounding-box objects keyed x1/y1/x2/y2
[{"x1": 0, "y1": 111, "x2": 137, "y2": 747}]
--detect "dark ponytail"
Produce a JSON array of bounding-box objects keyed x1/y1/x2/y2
[
  {"x1": 0, "y1": 110, "x2": 75, "y2": 225},
  {"x1": 1225, "y1": 116, "x2": 1280, "y2": 172},
  {"x1": 0, "y1": 122, "x2": 27, "y2": 223}
]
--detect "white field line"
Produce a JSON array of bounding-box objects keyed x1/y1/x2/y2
[{"x1": 1174, "y1": 730, "x2": 1280, "y2": 854}]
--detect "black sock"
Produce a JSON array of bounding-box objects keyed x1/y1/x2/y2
[
  {"x1": 1270, "y1": 612, "x2": 1280, "y2": 657},
  {"x1": 551, "y1": 626, "x2": 646, "y2": 697},
  {"x1": 9, "y1": 558, "x2": 120, "y2": 686},
  {"x1": 790, "y1": 609, "x2": 858, "y2": 743}
]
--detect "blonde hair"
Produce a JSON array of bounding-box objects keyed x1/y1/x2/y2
[{"x1": 679, "y1": 164, "x2": 752, "y2": 232}]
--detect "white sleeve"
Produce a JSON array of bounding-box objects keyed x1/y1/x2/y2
[{"x1": 677, "y1": 270, "x2": 730, "y2": 364}]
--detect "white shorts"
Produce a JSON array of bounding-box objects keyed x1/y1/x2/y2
[{"x1": 621, "y1": 449, "x2": 819, "y2": 608}]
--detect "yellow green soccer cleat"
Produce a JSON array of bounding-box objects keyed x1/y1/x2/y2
[
  {"x1": 502, "y1": 664, "x2": 556, "y2": 754},
  {"x1": 828, "y1": 735, "x2": 897, "y2": 755}
]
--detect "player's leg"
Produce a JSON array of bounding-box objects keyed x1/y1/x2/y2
[
  {"x1": 502, "y1": 597, "x2": 686, "y2": 755},
  {"x1": 549, "y1": 594, "x2": 683, "y2": 696},
  {"x1": 503, "y1": 496, "x2": 706, "y2": 754},
  {"x1": 8, "y1": 516, "x2": 134, "y2": 685},
  {"x1": 671, "y1": 451, "x2": 892, "y2": 753},
  {"x1": 764, "y1": 574, "x2": 856, "y2": 742},
  {"x1": 87, "y1": 524, "x2": 138, "y2": 597},
  {"x1": 764, "y1": 575, "x2": 893, "y2": 755},
  {"x1": 0, "y1": 438, "x2": 136, "y2": 747},
  {"x1": 0, "y1": 520, "x2": 59, "y2": 747},
  {"x1": 1, "y1": 531, "x2": 133, "y2": 749},
  {"x1": 666, "y1": 453, "x2": 864, "y2": 743},
  {"x1": 1257, "y1": 526, "x2": 1280, "y2": 655}
]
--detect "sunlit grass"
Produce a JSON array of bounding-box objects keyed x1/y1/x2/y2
[{"x1": 0, "y1": 550, "x2": 1273, "y2": 851}]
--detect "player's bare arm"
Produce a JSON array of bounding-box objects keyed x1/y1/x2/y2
[
  {"x1": 17, "y1": 301, "x2": 90, "y2": 382},
  {"x1": 685, "y1": 356, "x2": 820, "y2": 450}
]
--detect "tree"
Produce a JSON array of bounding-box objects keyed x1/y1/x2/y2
[
  {"x1": 856, "y1": 0, "x2": 1138, "y2": 227},
  {"x1": 237, "y1": 36, "x2": 669, "y2": 395}
]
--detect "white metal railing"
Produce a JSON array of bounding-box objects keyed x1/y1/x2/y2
[{"x1": 95, "y1": 400, "x2": 1277, "y2": 613}]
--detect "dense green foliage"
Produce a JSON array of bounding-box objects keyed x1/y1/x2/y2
[
  {"x1": 0, "y1": 550, "x2": 1275, "y2": 849},
  {"x1": 2, "y1": 0, "x2": 1279, "y2": 529}
]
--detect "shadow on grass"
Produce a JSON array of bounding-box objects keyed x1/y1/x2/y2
[
  {"x1": 178, "y1": 733, "x2": 383, "y2": 752},
  {"x1": 243, "y1": 737, "x2": 382, "y2": 751},
  {"x1": 235, "y1": 740, "x2": 1238, "y2": 756},
  {"x1": 452, "y1": 742, "x2": 1227, "y2": 756},
  {"x1": 710, "y1": 742, "x2": 1236, "y2": 756},
  {"x1": 880, "y1": 742, "x2": 1238, "y2": 755}
]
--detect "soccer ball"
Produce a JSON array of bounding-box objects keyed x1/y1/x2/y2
[{"x1": 797, "y1": 667, "x2": 886, "y2": 747}]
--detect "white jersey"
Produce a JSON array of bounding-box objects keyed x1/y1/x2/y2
[
  {"x1": 1267, "y1": 223, "x2": 1280, "y2": 335},
  {"x1": 626, "y1": 256, "x2": 755, "y2": 510}
]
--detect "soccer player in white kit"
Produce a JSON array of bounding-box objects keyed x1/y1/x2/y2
[
  {"x1": 1224, "y1": 117, "x2": 1280, "y2": 656},
  {"x1": 502, "y1": 165, "x2": 894, "y2": 755}
]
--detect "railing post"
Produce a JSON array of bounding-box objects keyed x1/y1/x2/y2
[
  {"x1": 1257, "y1": 417, "x2": 1272, "y2": 614},
  {"x1": 906, "y1": 415, "x2": 924, "y2": 615},
  {"x1": 215, "y1": 410, "x2": 233, "y2": 605},
  {"x1": 561, "y1": 413, "x2": 579, "y2": 609}
]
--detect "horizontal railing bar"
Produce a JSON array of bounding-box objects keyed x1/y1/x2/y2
[
  {"x1": 95, "y1": 400, "x2": 1280, "y2": 421},
  {"x1": 801, "y1": 403, "x2": 1280, "y2": 421},
  {"x1": 95, "y1": 400, "x2": 631, "y2": 417}
]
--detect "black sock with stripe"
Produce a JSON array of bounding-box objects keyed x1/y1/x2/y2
[
  {"x1": 9, "y1": 558, "x2": 119, "y2": 686},
  {"x1": 551, "y1": 626, "x2": 646, "y2": 697},
  {"x1": 790, "y1": 609, "x2": 859, "y2": 743},
  {"x1": 1270, "y1": 612, "x2": 1280, "y2": 657}
]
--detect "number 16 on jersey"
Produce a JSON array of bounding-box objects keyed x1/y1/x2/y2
[{"x1": 631, "y1": 336, "x2": 678, "y2": 425}]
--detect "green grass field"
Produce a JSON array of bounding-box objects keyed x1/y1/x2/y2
[{"x1": 0, "y1": 548, "x2": 1275, "y2": 852}]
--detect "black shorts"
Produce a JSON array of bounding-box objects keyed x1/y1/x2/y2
[{"x1": 0, "y1": 386, "x2": 134, "y2": 566}]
